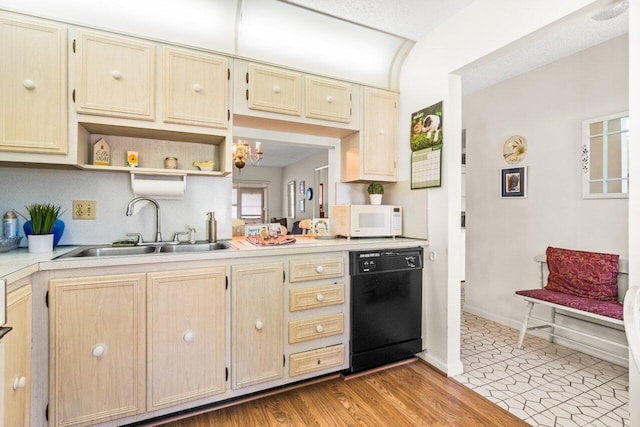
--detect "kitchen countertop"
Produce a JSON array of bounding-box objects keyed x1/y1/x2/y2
[{"x1": 0, "y1": 235, "x2": 428, "y2": 284}]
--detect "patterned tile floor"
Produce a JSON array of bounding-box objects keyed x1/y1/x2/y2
[{"x1": 453, "y1": 312, "x2": 629, "y2": 426}]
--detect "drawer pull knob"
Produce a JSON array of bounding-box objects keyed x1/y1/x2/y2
[
  {"x1": 255, "y1": 320, "x2": 264, "y2": 330},
  {"x1": 22, "y1": 79, "x2": 36, "y2": 90},
  {"x1": 193, "y1": 83, "x2": 202, "y2": 93},
  {"x1": 315, "y1": 324, "x2": 324, "y2": 333},
  {"x1": 12, "y1": 376, "x2": 26, "y2": 390},
  {"x1": 378, "y1": 128, "x2": 385, "y2": 135},
  {"x1": 326, "y1": 95, "x2": 334, "y2": 103},
  {"x1": 111, "y1": 70, "x2": 123, "y2": 80},
  {"x1": 183, "y1": 330, "x2": 194, "y2": 343},
  {"x1": 316, "y1": 293, "x2": 324, "y2": 302},
  {"x1": 92, "y1": 344, "x2": 106, "y2": 358},
  {"x1": 315, "y1": 265, "x2": 324, "y2": 273},
  {"x1": 273, "y1": 85, "x2": 281, "y2": 93}
]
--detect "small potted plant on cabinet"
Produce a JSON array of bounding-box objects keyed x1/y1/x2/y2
[
  {"x1": 367, "y1": 182, "x2": 384, "y2": 205},
  {"x1": 24, "y1": 203, "x2": 62, "y2": 253}
]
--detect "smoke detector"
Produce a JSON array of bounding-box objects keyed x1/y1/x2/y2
[{"x1": 592, "y1": 0, "x2": 628, "y2": 21}]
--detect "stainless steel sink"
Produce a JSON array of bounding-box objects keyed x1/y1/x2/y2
[
  {"x1": 159, "y1": 242, "x2": 229, "y2": 253},
  {"x1": 56, "y1": 241, "x2": 230, "y2": 258}
]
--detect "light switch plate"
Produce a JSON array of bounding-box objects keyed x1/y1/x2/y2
[{"x1": 72, "y1": 200, "x2": 96, "y2": 220}]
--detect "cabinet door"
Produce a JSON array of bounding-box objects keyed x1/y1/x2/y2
[
  {"x1": 163, "y1": 47, "x2": 229, "y2": 128},
  {"x1": 362, "y1": 87, "x2": 397, "y2": 179},
  {"x1": 247, "y1": 64, "x2": 301, "y2": 116},
  {"x1": 231, "y1": 262, "x2": 284, "y2": 389},
  {"x1": 305, "y1": 76, "x2": 351, "y2": 123},
  {"x1": 147, "y1": 267, "x2": 226, "y2": 410},
  {"x1": 3, "y1": 285, "x2": 32, "y2": 427},
  {"x1": 49, "y1": 274, "x2": 146, "y2": 426},
  {"x1": 0, "y1": 15, "x2": 67, "y2": 154},
  {"x1": 75, "y1": 30, "x2": 155, "y2": 120}
]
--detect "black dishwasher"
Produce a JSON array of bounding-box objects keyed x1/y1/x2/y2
[{"x1": 348, "y1": 247, "x2": 423, "y2": 374}]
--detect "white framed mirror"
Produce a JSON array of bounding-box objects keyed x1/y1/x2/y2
[{"x1": 582, "y1": 111, "x2": 629, "y2": 199}]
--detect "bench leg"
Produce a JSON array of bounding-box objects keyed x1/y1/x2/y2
[
  {"x1": 517, "y1": 302, "x2": 535, "y2": 349},
  {"x1": 549, "y1": 307, "x2": 556, "y2": 343}
]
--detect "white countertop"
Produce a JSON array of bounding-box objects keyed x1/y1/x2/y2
[{"x1": 0, "y1": 236, "x2": 428, "y2": 284}]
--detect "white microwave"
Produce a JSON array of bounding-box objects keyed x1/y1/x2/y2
[{"x1": 332, "y1": 204, "x2": 402, "y2": 238}]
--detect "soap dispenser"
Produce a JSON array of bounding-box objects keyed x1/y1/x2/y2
[{"x1": 207, "y1": 212, "x2": 217, "y2": 243}]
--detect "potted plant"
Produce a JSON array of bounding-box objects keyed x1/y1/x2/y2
[
  {"x1": 367, "y1": 182, "x2": 384, "y2": 205},
  {"x1": 24, "y1": 203, "x2": 62, "y2": 253}
]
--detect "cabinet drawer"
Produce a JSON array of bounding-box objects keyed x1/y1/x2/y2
[
  {"x1": 289, "y1": 284, "x2": 344, "y2": 312},
  {"x1": 289, "y1": 344, "x2": 345, "y2": 377},
  {"x1": 288, "y1": 313, "x2": 343, "y2": 344},
  {"x1": 289, "y1": 257, "x2": 344, "y2": 283}
]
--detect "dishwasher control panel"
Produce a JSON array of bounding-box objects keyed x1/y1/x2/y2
[{"x1": 350, "y1": 247, "x2": 423, "y2": 274}]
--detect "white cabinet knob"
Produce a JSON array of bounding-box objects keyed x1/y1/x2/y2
[
  {"x1": 22, "y1": 79, "x2": 36, "y2": 90},
  {"x1": 326, "y1": 95, "x2": 334, "y2": 103},
  {"x1": 111, "y1": 70, "x2": 123, "y2": 80},
  {"x1": 315, "y1": 324, "x2": 324, "y2": 333},
  {"x1": 192, "y1": 83, "x2": 202, "y2": 93},
  {"x1": 273, "y1": 85, "x2": 281, "y2": 94},
  {"x1": 316, "y1": 293, "x2": 324, "y2": 302},
  {"x1": 315, "y1": 265, "x2": 324, "y2": 273},
  {"x1": 92, "y1": 344, "x2": 106, "y2": 358},
  {"x1": 378, "y1": 128, "x2": 385, "y2": 135},
  {"x1": 12, "y1": 376, "x2": 26, "y2": 390},
  {"x1": 255, "y1": 320, "x2": 264, "y2": 330},
  {"x1": 183, "y1": 330, "x2": 194, "y2": 343}
]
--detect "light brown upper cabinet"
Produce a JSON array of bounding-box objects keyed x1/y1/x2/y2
[
  {"x1": 162, "y1": 47, "x2": 229, "y2": 128},
  {"x1": 305, "y1": 76, "x2": 351, "y2": 123},
  {"x1": 247, "y1": 63, "x2": 302, "y2": 116},
  {"x1": 0, "y1": 14, "x2": 67, "y2": 154},
  {"x1": 341, "y1": 87, "x2": 398, "y2": 182},
  {"x1": 74, "y1": 30, "x2": 155, "y2": 120}
]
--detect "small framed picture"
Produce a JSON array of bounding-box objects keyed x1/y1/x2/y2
[
  {"x1": 299, "y1": 180, "x2": 305, "y2": 194},
  {"x1": 299, "y1": 199, "x2": 305, "y2": 212},
  {"x1": 501, "y1": 166, "x2": 527, "y2": 198}
]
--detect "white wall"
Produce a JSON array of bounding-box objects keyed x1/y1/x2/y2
[
  {"x1": 399, "y1": 0, "x2": 597, "y2": 374},
  {"x1": 0, "y1": 167, "x2": 232, "y2": 245},
  {"x1": 627, "y1": 1, "x2": 639, "y2": 425},
  {"x1": 463, "y1": 35, "x2": 629, "y2": 357},
  {"x1": 283, "y1": 151, "x2": 328, "y2": 226}
]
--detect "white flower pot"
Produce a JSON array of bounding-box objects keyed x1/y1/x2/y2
[
  {"x1": 369, "y1": 194, "x2": 382, "y2": 205},
  {"x1": 28, "y1": 234, "x2": 54, "y2": 253}
]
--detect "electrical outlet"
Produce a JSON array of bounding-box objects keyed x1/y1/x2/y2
[{"x1": 73, "y1": 200, "x2": 96, "y2": 220}]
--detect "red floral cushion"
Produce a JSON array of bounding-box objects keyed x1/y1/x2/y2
[
  {"x1": 544, "y1": 247, "x2": 619, "y2": 302},
  {"x1": 516, "y1": 288, "x2": 623, "y2": 320}
]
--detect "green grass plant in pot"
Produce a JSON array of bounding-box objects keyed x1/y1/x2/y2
[
  {"x1": 367, "y1": 182, "x2": 384, "y2": 205},
  {"x1": 24, "y1": 203, "x2": 62, "y2": 253}
]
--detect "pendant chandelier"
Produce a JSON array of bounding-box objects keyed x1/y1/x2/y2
[{"x1": 232, "y1": 139, "x2": 263, "y2": 171}]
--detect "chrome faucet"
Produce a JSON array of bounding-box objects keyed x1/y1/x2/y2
[{"x1": 125, "y1": 197, "x2": 162, "y2": 243}]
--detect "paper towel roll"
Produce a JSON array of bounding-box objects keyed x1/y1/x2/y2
[{"x1": 131, "y1": 173, "x2": 186, "y2": 199}]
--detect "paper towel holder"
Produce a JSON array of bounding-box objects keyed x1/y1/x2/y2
[{"x1": 130, "y1": 171, "x2": 187, "y2": 200}]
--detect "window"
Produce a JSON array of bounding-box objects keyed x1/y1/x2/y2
[
  {"x1": 232, "y1": 182, "x2": 268, "y2": 222},
  {"x1": 582, "y1": 112, "x2": 629, "y2": 199}
]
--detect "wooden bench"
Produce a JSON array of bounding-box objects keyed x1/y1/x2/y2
[{"x1": 515, "y1": 247, "x2": 629, "y2": 363}]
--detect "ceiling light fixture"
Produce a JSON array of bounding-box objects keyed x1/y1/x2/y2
[
  {"x1": 232, "y1": 139, "x2": 263, "y2": 172},
  {"x1": 591, "y1": 0, "x2": 628, "y2": 21}
]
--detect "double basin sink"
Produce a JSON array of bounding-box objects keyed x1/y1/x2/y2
[{"x1": 56, "y1": 241, "x2": 231, "y2": 259}]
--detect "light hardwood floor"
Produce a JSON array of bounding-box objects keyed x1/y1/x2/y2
[{"x1": 143, "y1": 359, "x2": 527, "y2": 426}]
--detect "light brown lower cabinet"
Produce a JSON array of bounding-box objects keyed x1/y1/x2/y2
[
  {"x1": 147, "y1": 267, "x2": 226, "y2": 410},
  {"x1": 231, "y1": 262, "x2": 284, "y2": 389},
  {"x1": 49, "y1": 274, "x2": 147, "y2": 427},
  {"x1": 49, "y1": 267, "x2": 227, "y2": 426},
  {"x1": 3, "y1": 284, "x2": 32, "y2": 427}
]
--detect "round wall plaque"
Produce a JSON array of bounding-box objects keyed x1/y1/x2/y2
[{"x1": 503, "y1": 135, "x2": 527, "y2": 164}]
